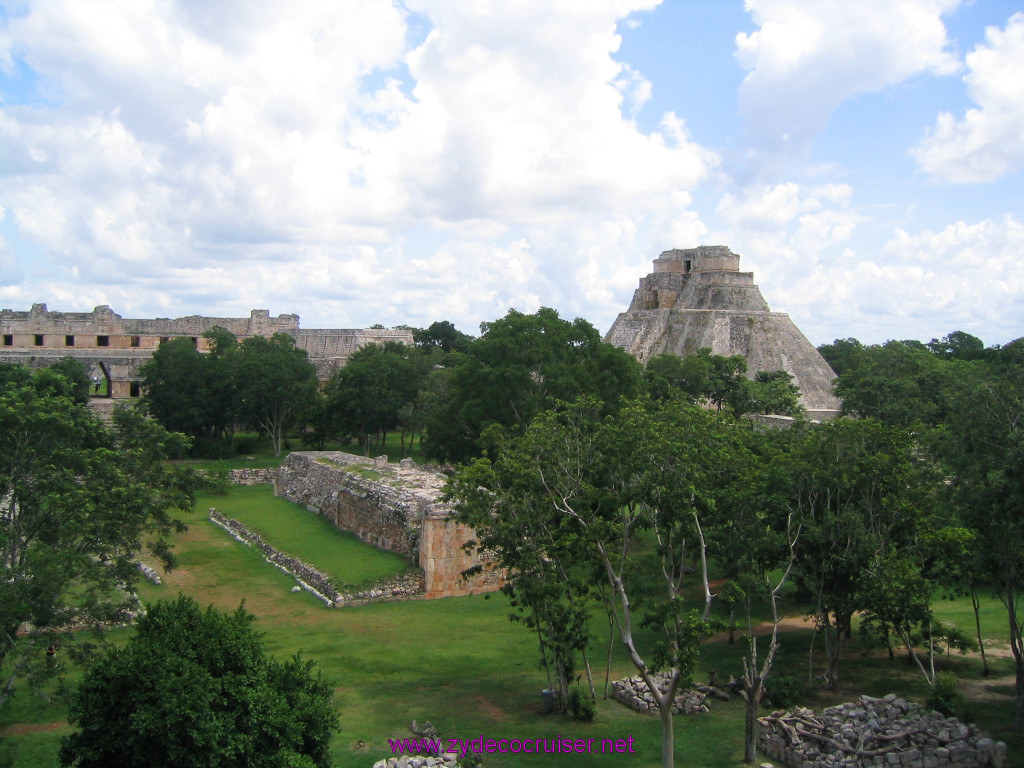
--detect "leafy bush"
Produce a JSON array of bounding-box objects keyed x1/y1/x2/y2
[
  {"x1": 568, "y1": 688, "x2": 596, "y2": 722},
  {"x1": 926, "y1": 672, "x2": 964, "y2": 717},
  {"x1": 764, "y1": 673, "x2": 803, "y2": 709}
]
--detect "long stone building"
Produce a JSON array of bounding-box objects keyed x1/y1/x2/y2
[
  {"x1": 605, "y1": 246, "x2": 841, "y2": 418},
  {"x1": 0, "y1": 303, "x2": 412, "y2": 398}
]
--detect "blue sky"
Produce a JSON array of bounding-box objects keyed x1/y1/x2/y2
[{"x1": 0, "y1": 0, "x2": 1022, "y2": 346}]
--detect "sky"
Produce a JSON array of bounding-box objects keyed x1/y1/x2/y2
[{"x1": 0, "y1": 0, "x2": 1022, "y2": 347}]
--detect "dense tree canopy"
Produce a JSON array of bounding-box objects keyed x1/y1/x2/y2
[
  {"x1": 424, "y1": 308, "x2": 643, "y2": 463},
  {"x1": 60, "y1": 596, "x2": 338, "y2": 768},
  {"x1": 1, "y1": 365, "x2": 196, "y2": 713},
  {"x1": 322, "y1": 341, "x2": 422, "y2": 454}
]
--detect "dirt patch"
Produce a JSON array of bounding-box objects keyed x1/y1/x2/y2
[
  {"x1": 704, "y1": 615, "x2": 813, "y2": 645},
  {"x1": 473, "y1": 695, "x2": 510, "y2": 722},
  {"x1": 0, "y1": 721, "x2": 69, "y2": 736}
]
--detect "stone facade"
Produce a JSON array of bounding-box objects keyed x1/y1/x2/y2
[
  {"x1": 605, "y1": 246, "x2": 841, "y2": 419},
  {"x1": 0, "y1": 303, "x2": 412, "y2": 397},
  {"x1": 759, "y1": 695, "x2": 1006, "y2": 768},
  {"x1": 274, "y1": 452, "x2": 503, "y2": 599}
]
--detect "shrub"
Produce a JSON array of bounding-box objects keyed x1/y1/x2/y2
[
  {"x1": 764, "y1": 673, "x2": 803, "y2": 709},
  {"x1": 568, "y1": 688, "x2": 596, "y2": 722},
  {"x1": 926, "y1": 672, "x2": 964, "y2": 717}
]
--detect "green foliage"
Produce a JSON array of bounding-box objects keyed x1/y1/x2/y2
[
  {"x1": 45, "y1": 357, "x2": 92, "y2": 404},
  {"x1": 834, "y1": 340, "x2": 972, "y2": 427},
  {"x1": 568, "y1": 688, "x2": 595, "y2": 722},
  {"x1": 411, "y1": 320, "x2": 474, "y2": 353},
  {"x1": 763, "y1": 673, "x2": 802, "y2": 709},
  {"x1": 926, "y1": 672, "x2": 964, "y2": 717},
  {"x1": 424, "y1": 307, "x2": 643, "y2": 463},
  {"x1": 323, "y1": 342, "x2": 421, "y2": 454},
  {"x1": 644, "y1": 349, "x2": 779, "y2": 415},
  {"x1": 59, "y1": 595, "x2": 338, "y2": 768},
  {"x1": 0, "y1": 365, "x2": 197, "y2": 713},
  {"x1": 234, "y1": 334, "x2": 319, "y2": 457}
]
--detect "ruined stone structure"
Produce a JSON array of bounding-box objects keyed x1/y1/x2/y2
[
  {"x1": 759, "y1": 695, "x2": 1007, "y2": 768},
  {"x1": 0, "y1": 303, "x2": 412, "y2": 398},
  {"x1": 605, "y1": 246, "x2": 841, "y2": 419},
  {"x1": 274, "y1": 452, "x2": 503, "y2": 600}
]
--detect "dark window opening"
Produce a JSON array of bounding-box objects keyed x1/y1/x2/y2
[
  {"x1": 65, "y1": 335, "x2": 75, "y2": 347},
  {"x1": 129, "y1": 382, "x2": 141, "y2": 398},
  {"x1": 159, "y1": 336, "x2": 169, "y2": 345},
  {"x1": 34, "y1": 334, "x2": 44, "y2": 346},
  {"x1": 97, "y1": 335, "x2": 110, "y2": 347},
  {"x1": 684, "y1": 260, "x2": 691, "y2": 273},
  {"x1": 130, "y1": 335, "x2": 141, "y2": 348},
  {"x1": 191, "y1": 337, "x2": 198, "y2": 347},
  {"x1": 3, "y1": 335, "x2": 12, "y2": 346}
]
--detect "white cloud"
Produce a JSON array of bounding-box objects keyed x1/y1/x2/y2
[
  {"x1": 736, "y1": 0, "x2": 961, "y2": 171},
  {"x1": 0, "y1": 0, "x2": 716, "y2": 334},
  {"x1": 743, "y1": 214, "x2": 1024, "y2": 345},
  {"x1": 912, "y1": 12, "x2": 1024, "y2": 183}
]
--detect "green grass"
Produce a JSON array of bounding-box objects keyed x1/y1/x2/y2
[
  {"x1": 4, "y1": 484, "x2": 1024, "y2": 767},
  {"x1": 198, "y1": 485, "x2": 414, "y2": 588}
]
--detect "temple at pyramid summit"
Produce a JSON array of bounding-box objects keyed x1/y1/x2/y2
[{"x1": 604, "y1": 246, "x2": 841, "y2": 419}]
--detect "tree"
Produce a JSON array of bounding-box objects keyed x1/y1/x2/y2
[
  {"x1": 322, "y1": 342, "x2": 421, "y2": 454},
  {"x1": 1, "y1": 366, "x2": 196, "y2": 714},
  {"x1": 60, "y1": 595, "x2": 338, "y2": 768},
  {"x1": 425, "y1": 308, "x2": 643, "y2": 463},
  {"x1": 943, "y1": 362, "x2": 1024, "y2": 731},
  {"x1": 927, "y1": 330, "x2": 989, "y2": 361},
  {"x1": 412, "y1": 320, "x2": 474, "y2": 354},
  {"x1": 786, "y1": 418, "x2": 924, "y2": 689},
  {"x1": 833, "y1": 340, "x2": 966, "y2": 428},
  {"x1": 743, "y1": 370, "x2": 802, "y2": 416},
  {"x1": 46, "y1": 357, "x2": 92, "y2": 405},
  {"x1": 644, "y1": 349, "x2": 749, "y2": 412},
  {"x1": 817, "y1": 338, "x2": 864, "y2": 376},
  {"x1": 234, "y1": 334, "x2": 319, "y2": 456},
  {"x1": 140, "y1": 337, "x2": 211, "y2": 440},
  {"x1": 451, "y1": 397, "x2": 737, "y2": 768}
]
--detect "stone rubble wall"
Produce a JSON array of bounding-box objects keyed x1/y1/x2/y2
[
  {"x1": 209, "y1": 509, "x2": 340, "y2": 605},
  {"x1": 372, "y1": 755, "x2": 460, "y2": 768},
  {"x1": 227, "y1": 467, "x2": 278, "y2": 485},
  {"x1": 611, "y1": 673, "x2": 711, "y2": 715},
  {"x1": 758, "y1": 694, "x2": 1007, "y2": 768}
]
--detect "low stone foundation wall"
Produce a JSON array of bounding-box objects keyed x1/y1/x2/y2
[
  {"x1": 611, "y1": 673, "x2": 711, "y2": 715},
  {"x1": 209, "y1": 509, "x2": 426, "y2": 607},
  {"x1": 758, "y1": 695, "x2": 1007, "y2": 768}
]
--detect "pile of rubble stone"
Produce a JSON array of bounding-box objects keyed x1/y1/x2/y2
[
  {"x1": 611, "y1": 672, "x2": 711, "y2": 715},
  {"x1": 758, "y1": 694, "x2": 1006, "y2": 768},
  {"x1": 372, "y1": 756, "x2": 460, "y2": 768}
]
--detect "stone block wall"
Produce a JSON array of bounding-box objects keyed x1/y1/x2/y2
[{"x1": 420, "y1": 514, "x2": 503, "y2": 599}]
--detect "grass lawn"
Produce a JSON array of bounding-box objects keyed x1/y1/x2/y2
[
  {"x1": 4, "y1": 483, "x2": 1024, "y2": 767},
  {"x1": 197, "y1": 485, "x2": 415, "y2": 589}
]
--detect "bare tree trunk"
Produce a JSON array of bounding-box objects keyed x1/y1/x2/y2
[{"x1": 971, "y1": 586, "x2": 990, "y2": 676}]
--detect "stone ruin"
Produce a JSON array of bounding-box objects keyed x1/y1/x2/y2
[
  {"x1": 0, "y1": 303, "x2": 411, "y2": 397},
  {"x1": 759, "y1": 694, "x2": 1007, "y2": 768},
  {"x1": 611, "y1": 673, "x2": 712, "y2": 715},
  {"x1": 274, "y1": 452, "x2": 503, "y2": 600},
  {"x1": 605, "y1": 246, "x2": 841, "y2": 419}
]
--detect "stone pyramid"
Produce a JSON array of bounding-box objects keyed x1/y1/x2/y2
[{"x1": 605, "y1": 246, "x2": 841, "y2": 418}]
